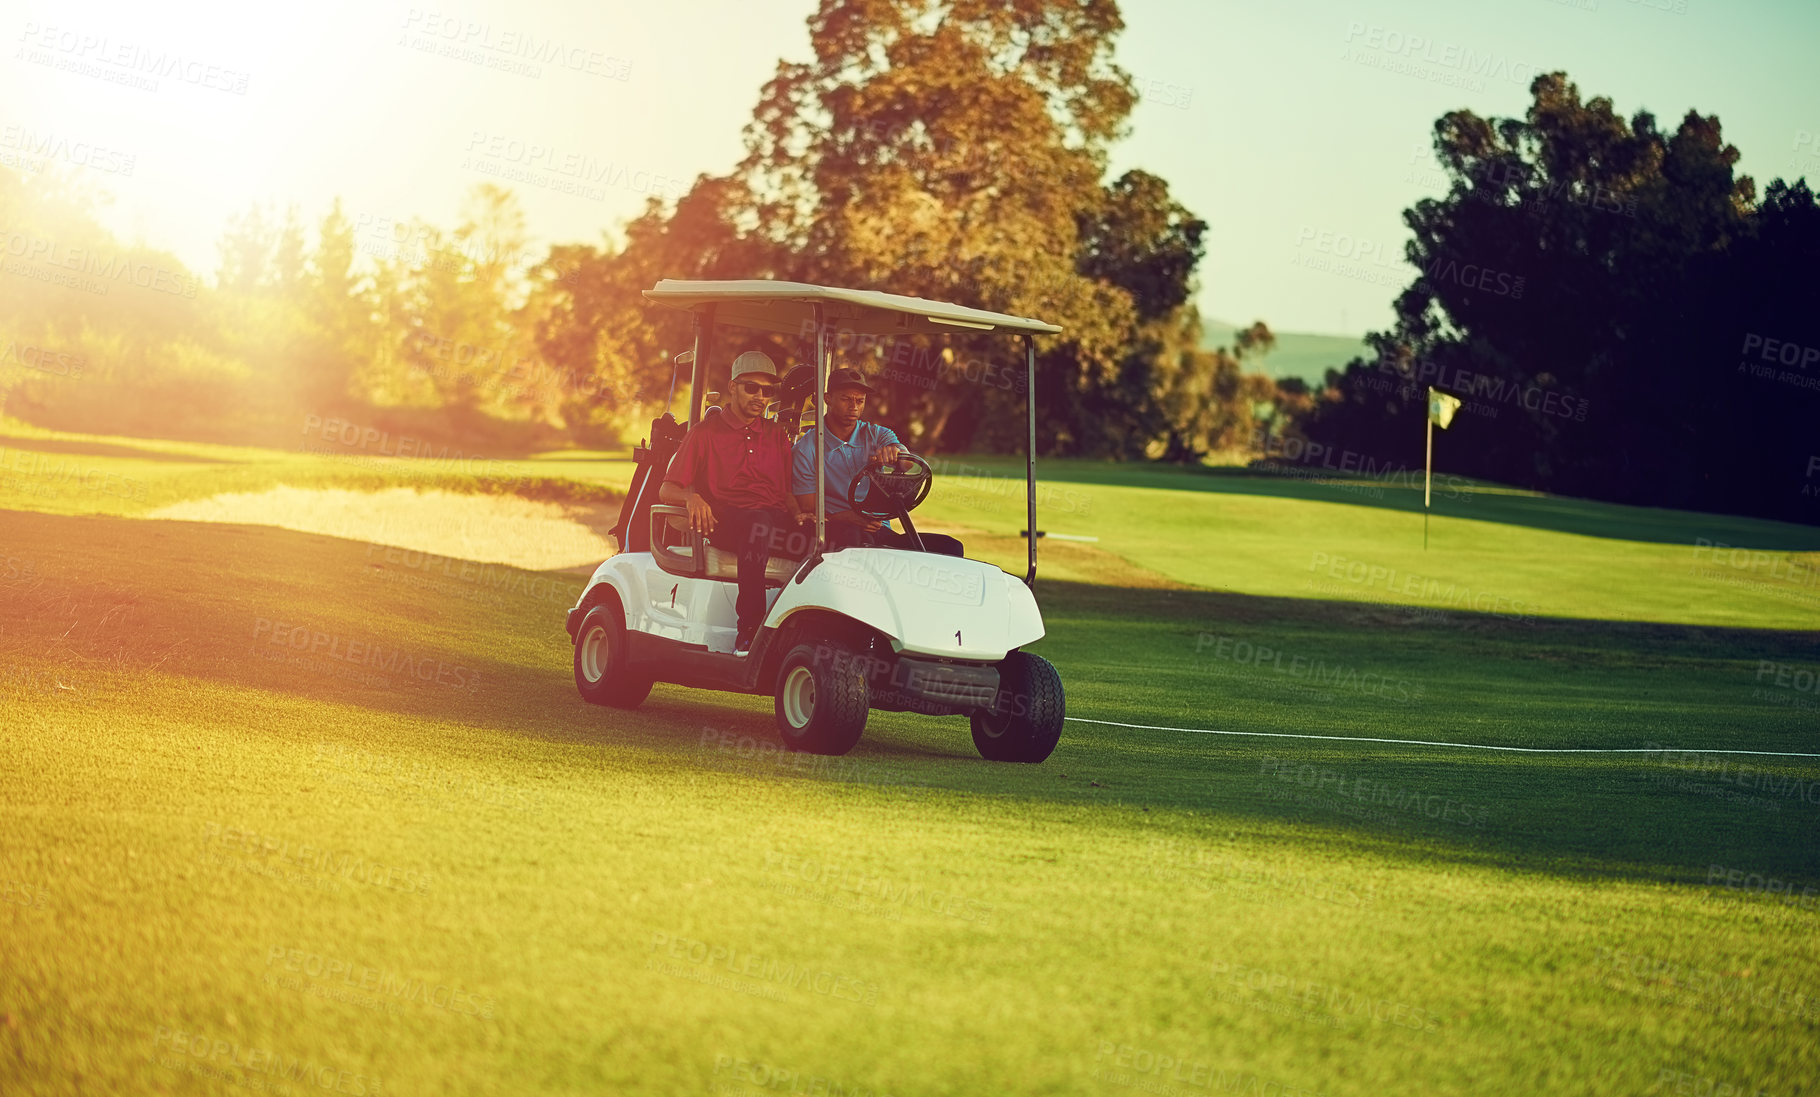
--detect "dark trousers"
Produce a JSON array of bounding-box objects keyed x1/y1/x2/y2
[
  {"x1": 705, "y1": 504, "x2": 805, "y2": 634},
  {"x1": 828, "y1": 523, "x2": 965, "y2": 558}
]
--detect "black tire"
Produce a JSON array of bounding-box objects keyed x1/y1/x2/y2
[
  {"x1": 573, "y1": 604, "x2": 653, "y2": 708},
  {"x1": 773, "y1": 641, "x2": 870, "y2": 755},
  {"x1": 971, "y1": 651, "x2": 1065, "y2": 763}
]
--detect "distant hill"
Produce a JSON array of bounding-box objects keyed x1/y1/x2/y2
[{"x1": 1201, "y1": 319, "x2": 1369, "y2": 384}]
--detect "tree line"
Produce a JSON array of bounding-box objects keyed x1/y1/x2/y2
[
  {"x1": 0, "y1": 0, "x2": 1279, "y2": 462},
  {"x1": 3, "y1": 1, "x2": 1814, "y2": 524},
  {"x1": 1303, "y1": 72, "x2": 1820, "y2": 525}
]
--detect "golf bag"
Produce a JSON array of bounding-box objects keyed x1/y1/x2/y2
[{"x1": 609, "y1": 412, "x2": 690, "y2": 553}]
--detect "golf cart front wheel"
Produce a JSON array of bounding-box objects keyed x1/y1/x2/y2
[
  {"x1": 971, "y1": 652, "x2": 1064, "y2": 763},
  {"x1": 573, "y1": 605, "x2": 653, "y2": 709},
  {"x1": 774, "y1": 642, "x2": 869, "y2": 755}
]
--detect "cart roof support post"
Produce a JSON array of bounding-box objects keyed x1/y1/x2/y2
[
  {"x1": 1024, "y1": 333, "x2": 1038, "y2": 589},
  {"x1": 688, "y1": 305, "x2": 715, "y2": 428},
  {"x1": 813, "y1": 303, "x2": 828, "y2": 556}
]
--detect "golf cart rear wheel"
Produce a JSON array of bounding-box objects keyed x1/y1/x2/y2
[
  {"x1": 573, "y1": 604, "x2": 653, "y2": 709},
  {"x1": 774, "y1": 642, "x2": 869, "y2": 755},
  {"x1": 971, "y1": 651, "x2": 1064, "y2": 763}
]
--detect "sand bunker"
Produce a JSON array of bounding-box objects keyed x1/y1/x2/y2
[{"x1": 147, "y1": 486, "x2": 615, "y2": 571}]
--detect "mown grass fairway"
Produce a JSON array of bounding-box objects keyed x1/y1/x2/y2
[{"x1": 2, "y1": 423, "x2": 1818, "y2": 1096}]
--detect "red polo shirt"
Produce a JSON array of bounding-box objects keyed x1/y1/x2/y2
[{"x1": 664, "y1": 409, "x2": 791, "y2": 511}]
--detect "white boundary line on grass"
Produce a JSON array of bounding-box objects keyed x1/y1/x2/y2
[{"x1": 1066, "y1": 718, "x2": 1820, "y2": 758}]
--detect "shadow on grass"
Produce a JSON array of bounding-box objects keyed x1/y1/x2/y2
[
  {"x1": 6, "y1": 511, "x2": 1815, "y2": 902},
  {"x1": 595, "y1": 577, "x2": 1820, "y2": 895}
]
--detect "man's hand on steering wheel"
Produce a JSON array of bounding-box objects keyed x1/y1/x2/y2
[
  {"x1": 868, "y1": 443, "x2": 904, "y2": 469},
  {"x1": 845, "y1": 452, "x2": 933, "y2": 524}
]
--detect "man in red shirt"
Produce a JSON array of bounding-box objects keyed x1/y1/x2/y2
[{"x1": 659, "y1": 350, "x2": 808, "y2": 653}]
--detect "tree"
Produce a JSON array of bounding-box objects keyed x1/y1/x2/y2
[
  {"x1": 1305, "y1": 72, "x2": 1820, "y2": 521},
  {"x1": 271, "y1": 206, "x2": 306, "y2": 296},
  {"x1": 588, "y1": 0, "x2": 1239, "y2": 457},
  {"x1": 1059, "y1": 169, "x2": 1214, "y2": 458},
  {"x1": 297, "y1": 199, "x2": 374, "y2": 407},
  {"x1": 517, "y1": 179, "x2": 759, "y2": 440},
  {"x1": 382, "y1": 186, "x2": 535, "y2": 421},
  {"x1": 216, "y1": 204, "x2": 277, "y2": 293},
  {"x1": 523, "y1": 235, "x2": 677, "y2": 440},
  {"x1": 735, "y1": 0, "x2": 1143, "y2": 453},
  {"x1": 1151, "y1": 321, "x2": 1277, "y2": 463}
]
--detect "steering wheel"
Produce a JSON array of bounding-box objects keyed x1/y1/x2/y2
[{"x1": 845, "y1": 452, "x2": 933, "y2": 522}]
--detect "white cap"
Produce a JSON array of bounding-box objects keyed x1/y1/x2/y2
[{"x1": 729, "y1": 350, "x2": 779, "y2": 383}]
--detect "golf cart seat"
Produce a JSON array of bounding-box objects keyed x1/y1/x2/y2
[{"x1": 649, "y1": 505, "x2": 802, "y2": 585}]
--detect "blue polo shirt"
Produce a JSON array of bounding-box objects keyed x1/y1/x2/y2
[{"x1": 791, "y1": 421, "x2": 911, "y2": 531}]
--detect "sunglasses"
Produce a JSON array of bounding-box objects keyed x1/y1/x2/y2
[{"x1": 738, "y1": 379, "x2": 780, "y2": 397}]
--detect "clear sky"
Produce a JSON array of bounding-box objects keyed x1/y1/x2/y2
[{"x1": 5, "y1": 0, "x2": 1815, "y2": 337}]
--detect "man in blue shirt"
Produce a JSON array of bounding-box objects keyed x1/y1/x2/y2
[{"x1": 791, "y1": 368, "x2": 963, "y2": 557}]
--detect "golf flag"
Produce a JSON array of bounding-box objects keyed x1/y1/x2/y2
[
  {"x1": 1428, "y1": 388, "x2": 1462, "y2": 430},
  {"x1": 1423, "y1": 388, "x2": 1462, "y2": 550}
]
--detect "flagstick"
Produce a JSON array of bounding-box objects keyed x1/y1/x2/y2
[{"x1": 1423, "y1": 416, "x2": 1433, "y2": 551}]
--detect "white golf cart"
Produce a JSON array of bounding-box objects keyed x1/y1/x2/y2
[{"x1": 564, "y1": 279, "x2": 1065, "y2": 761}]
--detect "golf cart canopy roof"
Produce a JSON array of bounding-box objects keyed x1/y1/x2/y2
[{"x1": 643, "y1": 279, "x2": 1063, "y2": 337}]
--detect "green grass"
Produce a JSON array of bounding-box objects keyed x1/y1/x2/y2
[
  {"x1": 2, "y1": 425, "x2": 1818, "y2": 1096},
  {"x1": 0, "y1": 420, "x2": 631, "y2": 516},
  {"x1": 9, "y1": 419, "x2": 1816, "y2": 632},
  {"x1": 920, "y1": 454, "x2": 1820, "y2": 631}
]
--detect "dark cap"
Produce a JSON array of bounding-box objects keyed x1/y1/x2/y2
[{"x1": 827, "y1": 367, "x2": 874, "y2": 394}]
